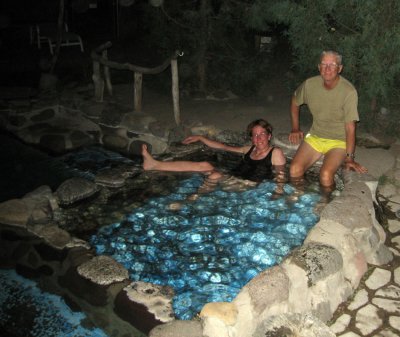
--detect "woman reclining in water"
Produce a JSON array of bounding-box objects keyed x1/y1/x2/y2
[{"x1": 142, "y1": 119, "x2": 286, "y2": 185}]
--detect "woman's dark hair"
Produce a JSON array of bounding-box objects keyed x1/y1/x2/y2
[{"x1": 246, "y1": 119, "x2": 273, "y2": 138}]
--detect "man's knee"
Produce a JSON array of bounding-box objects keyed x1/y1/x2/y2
[
  {"x1": 319, "y1": 168, "x2": 335, "y2": 187},
  {"x1": 290, "y1": 162, "x2": 305, "y2": 178}
]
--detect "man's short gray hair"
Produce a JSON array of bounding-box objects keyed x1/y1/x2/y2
[{"x1": 320, "y1": 50, "x2": 342, "y2": 65}]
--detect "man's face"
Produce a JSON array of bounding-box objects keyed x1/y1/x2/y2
[{"x1": 318, "y1": 54, "x2": 343, "y2": 82}]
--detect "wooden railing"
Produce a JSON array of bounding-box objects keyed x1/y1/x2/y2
[{"x1": 91, "y1": 42, "x2": 182, "y2": 125}]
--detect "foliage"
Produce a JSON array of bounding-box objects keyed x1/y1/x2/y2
[
  {"x1": 127, "y1": 0, "x2": 274, "y2": 96},
  {"x1": 248, "y1": 0, "x2": 400, "y2": 133}
]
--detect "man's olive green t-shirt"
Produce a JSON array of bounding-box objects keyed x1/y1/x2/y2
[{"x1": 294, "y1": 75, "x2": 359, "y2": 141}]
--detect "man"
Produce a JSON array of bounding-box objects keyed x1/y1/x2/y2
[{"x1": 289, "y1": 50, "x2": 367, "y2": 189}]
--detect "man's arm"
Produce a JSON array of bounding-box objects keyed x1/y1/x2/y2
[
  {"x1": 288, "y1": 95, "x2": 304, "y2": 144},
  {"x1": 343, "y1": 121, "x2": 368, "y2": 173}
]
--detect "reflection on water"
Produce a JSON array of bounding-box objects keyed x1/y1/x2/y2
[
  {"x1": 0, "y1": 269, "x2": 108, "y2": 337},
  {"x1": 90, "y1": 174, "x2": 321, "y2": 319}
]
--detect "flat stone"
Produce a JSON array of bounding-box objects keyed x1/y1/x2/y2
[
  {"x1": 77, "y1": 255, "x2": 129, "y2": 285},
  {"x1": 394, "y1": 267, "x2": 400, "y2": 285},
  {"x1": 348, "y1": 289, "x2": 369, "y2": 310},
  {"x1": 365, "y1": 268, "x2": 391, "y2": 290},
  {"x1": 376, "y1": 285, "x2": 400, "y2": 299},
  {"x1": 375, "y1": 329, "x2": 400, "y2": 337},
  {"x1": 372, "y1": 297, "x2": 400, "y2": 314},
  {"x1": 55, "y1": 177, "x2": 100, "y2": 206},
  {"x1": 388, "y1": 220, "x2": 400, "y2": 233},
  {"x1": 122, "y1": 281, "x2": 175, "y2": 323},
  {"x1": 389, "y1": 247, "x2": 400, "y2": 257},
  {"x1": 329, "y1": 313, "x2": 351, "y2": 334},
  {"x1": 0, "y1": 199, "x2": 30, "y2": 227},
  {"x1": 30, "y1": 224, "x2": 71, "y2": 249},
  {"x1": 389, "y1": 316, "x2": 400, "y2": 331},
  {"x1": 355, "y1": 304, "x2": 382, "y2": 335},
  {"x1": 149, "y1": 320, "x2": 203, "y2": 337},
  {"x1": 392, "y1": 236, "x2": 400, "y2": 250}
]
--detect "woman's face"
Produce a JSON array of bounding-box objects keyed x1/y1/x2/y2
[{"x1": 251, "y1": 125, "x2": 270, "y2": 147}]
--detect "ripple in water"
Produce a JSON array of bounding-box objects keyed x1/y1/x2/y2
[{"x1": 90, "y1": 175, "x2": 320, "y2": 320}]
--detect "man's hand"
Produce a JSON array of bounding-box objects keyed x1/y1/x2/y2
[
  {"x1": 344, "y1": 160, "x2": 368, "y2": 173},
  {"x1": 289, "y1": 130, "x2": 304, "y2": 145}
]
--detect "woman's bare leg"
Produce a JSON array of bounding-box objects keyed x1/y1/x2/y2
[{"x1": 142, "y1": 144, "x2": 215, "y2": 172}]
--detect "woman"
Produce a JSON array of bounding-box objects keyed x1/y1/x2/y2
[{"x1": 142, "y1": 119, "x2": 286, "y2": 183}]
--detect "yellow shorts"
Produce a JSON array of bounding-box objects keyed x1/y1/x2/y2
[{"x1": 304, "y1": 134, "x2": 346, "y2": 154}]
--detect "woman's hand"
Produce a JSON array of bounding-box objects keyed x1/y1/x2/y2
[{"x1": 182, "y1": 135, "x2": 205, "y2": 145}]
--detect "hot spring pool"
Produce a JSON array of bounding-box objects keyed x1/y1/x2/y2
[{"x1": 90, "y1": 174, "x2": 321, "y2": 320}]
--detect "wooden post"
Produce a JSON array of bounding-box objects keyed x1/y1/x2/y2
[
  {"x1": 171, "y1": 58, "x2": 180, "y2": 125},
  {"x1": 134, "y1": 72, "x2": 143, "y2": 112},
  {"x1": 92, "y1": 60, "x2": 104, "y2": 102},
  {"x1": 102, "y1": 50, "x2": 113, "y2": 97}
]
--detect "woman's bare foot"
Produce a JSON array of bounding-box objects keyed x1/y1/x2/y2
[{"x1": 142, "y1": 144, "x2": 159, "y2": 171}]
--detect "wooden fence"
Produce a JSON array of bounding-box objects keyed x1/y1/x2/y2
[{"x1": 91, "y1": 42, "x2": 182, "y2": 125}]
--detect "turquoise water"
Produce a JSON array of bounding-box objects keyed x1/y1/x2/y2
[
  {"x1": 0, "y1": 269, "x2": 108, "y2": 337},
  {"x1": 90, "y1": 174, "x2": 320, "y2": 320}
]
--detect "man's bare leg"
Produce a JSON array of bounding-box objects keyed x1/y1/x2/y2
[
  {"x1": 319, "y1": 148, "x2": 346, "y2": 187},
  {"x1": 290, "y1": 141, "x2": 322, "y2": 182}
]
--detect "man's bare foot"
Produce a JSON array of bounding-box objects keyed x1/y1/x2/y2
[{"x1": 142, "y1": 144, "x2": 158, "y2": 171}]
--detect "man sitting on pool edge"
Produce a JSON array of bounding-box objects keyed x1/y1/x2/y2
[
  {"x1": 289, "y1": 50, "x2": 367, "y2": 192},
  {"x1": 141, "y1": 119, "x2": 286, "y2": 185}
]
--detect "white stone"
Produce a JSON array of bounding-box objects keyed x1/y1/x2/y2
[
  {"x1": 329, "y1": 313, "x2": 351, "y2": 334},
  {"x1": 392, "y1": 236, "x2": 400, "y2": 250},
  {"x1": 394, "y1": 267, "x2": 400, "y2": 286},
  {"x1": 387, "y1": 201, "x2": 400, "y2": 214},
  {"x1": 389, "y1": 316, "x2": 400, "y2": 332},
  {"x1": 376, "y1": 285, "x2": 400, "y2": 299},
  {"x1": 365, "y1": 268, "x2": 391, "y2": 290},
  {"x1": 355, "y1": 304, "x2": 382, "y2": 335},
  {"x1": 375, "y1": 329, "x2": 400, "y2": 337},
  {"x1": 348, "y1": 289, "x2": 369, "y2": 310},
  {"x1": 388, "y1": 220, "x2": 400, "y2": 233},
  {"x1": 372, "y1": 297, "x2": 400, "y2": 313},
  {"x1": 389, "y1": 247, "x2": 400, "y2": 257}
]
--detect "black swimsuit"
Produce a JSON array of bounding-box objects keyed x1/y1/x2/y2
[{"x1": 233, "y1": 145, "x2": 275, "y2": 182}]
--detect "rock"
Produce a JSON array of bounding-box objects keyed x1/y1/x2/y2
[
  {"x1": 0, "y1": 199, "x2": 30, "y2": 227},
  {"x1": 55, "y1": 177, "x2": 100, "y2": 206},
  {"x1": 77, "y1": 255, "x2": 129, "y2": 286},
  {"x1": 200, "y1": 302, "x2": 238, "y2": 325},
  {"x1": 121, "y1": 112, "x2": 157, "y2": 132},
  {"x1": 115, "y1": 281, "x2": 175, "y2": 335},
  {"x1": 149, "y1": 320, "x2": 203, "y2": 337},
  {"x1": 102, "y1": 134, "x2": 129, "y2": 150},
  {"x1": 244, "y1": 265, "x2": 290, "y2": 315},
  {"x1": 254, "y1": 313, "x2": 336, "y2": 337},
  {"x1": 39, "y1": 134, "x2": 67, "y2": 153},
  {"x1": 320, "y1": 195, "x2": 372, "y2": 230},
  {"x1": 30, "y1": 224, "x2": 71, "y2": 250},
  {"x1": 70, "y1": 130, "x2": 95, "y2": 148},
  {"x1": 287, "y1": 243, "x2": 343, "y2": 286}
]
